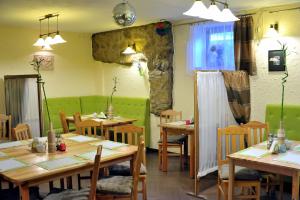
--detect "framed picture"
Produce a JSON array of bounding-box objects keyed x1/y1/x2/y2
[
  {"x1": 33, "y1": 54, "x2": 54, "y2": 71},
  {"x1": 268, "y1": 50, "x2": 286, "y2": 71}
]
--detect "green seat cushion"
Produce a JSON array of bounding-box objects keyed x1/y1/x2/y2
[
  {"x1": 97, "y1": 176, "x2": 133, "y2": 194},
  {"x1": 266, "y1": 104, "x2": 300, "y2": 140},
  {"x1": 220, "y1": 164, "x2": 261, "y2": 181},
  {"x1": 109, "y1": 161, "x2": 147, "y2": 176},
  {"x1": 158, "y1": 135, "x2": 187, "y2": 144}
]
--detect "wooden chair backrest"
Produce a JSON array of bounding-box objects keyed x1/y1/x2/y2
[
  {"x1": 241, "y1": 121, "x2": 269, "y2": 146},
  {"x1": 159, "y1": 110, "x2": 182, "y2": 137},
  {"x1": 160, "y1": 110, "x2": 182, "y2": 123},
  {"x1": 217, "y1": 125, "x2": 249, "y2": 168},
  {"x1": 76, "y1": 119, "x2": 103, "y2": 137},
  {"x1": 73, "y1": 112, "x2": 82, "y2": 134},
  {"x1": 113, "y1": 124, "x2": 146, "y2": 164},
  {"x1": 0, "y1": 114, "x2": 12, "y2": 140},
  {"x1": 89, "y1": 145, "x2": 102, "y2": 200},
  {"x1": 59, "y1": 111, "x2": 69, "y2": 133},
  {"x1": 132, "y1": 137, "x2": 145, "y2": 200},
  {"x1": 13, "y1": 124, "x2": 31, "y2": 141}
]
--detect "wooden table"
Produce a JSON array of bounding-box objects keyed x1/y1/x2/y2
[
  {"x1": 0, "y1": 133, "x2": 138, "y2": 200},
  {"x1": 66, "y1": 115, "x2": 137, "y2": 139},
  {"x1": 228, "y1": 141, "x2": 300, "y2": 200},
  {"x1": 160, "y1": 122, "x2": 195, "y2": 178}
]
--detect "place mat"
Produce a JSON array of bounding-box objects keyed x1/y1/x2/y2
[
  {"x1": 90, "y1": 140, "x2": 128, "y2": 150},
  {"x1": 0, "y1": 151, "x2": 8, "y2": 158},
  {"x1": 0, "y1": 141, "x2": 27, "y2": 149},
  {"x1": 0, "y1": 158, "x2": 28, "y2": 172},
  {"x1": 165, "y1": 121, "x2": 186, "y2": 126},
  {"x1": 237, "y1": 147, "x2": 270, "y2": 158},
  {"x1": 293, "y1": 145, "x2": 300, "y2": 152},
  {"x1": 67, "y1": 135, "x2": 98, "y2": 143},
  {"x1": 36, "y1": 157, "x2": 84, "y2": 170},
  {"x1": 275, "y1": 152, "x2": 300, "y2": 165},
  {"x1": 77, "y1": 149, "x2": 119, "y2": 160}
]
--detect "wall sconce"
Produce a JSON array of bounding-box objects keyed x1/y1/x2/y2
[
  {"x1": 33, "y1": 13, "x2": 66, "y2": 49},
  {"x1": 265, "y1": 23, "x2": 279, "y2": 38},
  {"x1": 122, "y1": 43, "x2": 136, "y2": 55}
]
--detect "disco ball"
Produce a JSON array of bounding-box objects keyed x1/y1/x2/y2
[{"x1": 113, "y1": 1, "x2": 136, "y2": 27}]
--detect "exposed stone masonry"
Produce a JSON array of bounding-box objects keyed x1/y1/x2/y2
[{"x1": 92, "y1": 22, "x2": 174, "y2": 115}]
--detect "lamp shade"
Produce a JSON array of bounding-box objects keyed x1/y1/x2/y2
[
  {"x1": 41, "y1": 43, "x2": 53, "y2": 51},
  {"x1": 45, "y1": 36, "x2": 55, "y2": 45},
  {"x1": 265, "y1": 25, "x2": 279, "y2": 38},
  {"x1": 122, "y1": 46, "x2": 136, "y2": 55},
  {"x1": 183, "y1": 0, "x2": 209, "y2": 18},
  {"x1": 53, "y1": 34, "x2": 67, "y2": 44},
  {"x1": 216, "y1": 8, "x2": 239, "y2": 22},
  {"x1": 33, "y1": 38, "x2": 46, "y2": 47},
  {"x1": 206, "y1": 4, "x2": 221, "y2": 20}
]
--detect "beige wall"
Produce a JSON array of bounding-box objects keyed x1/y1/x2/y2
[
  {"x1": 0, "y1": 25, "x2": 99, "y2": 113},
  {"x1": 96, "y1": 5, "x2": 300, "y2": 149}
]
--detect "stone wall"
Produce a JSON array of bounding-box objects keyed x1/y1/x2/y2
[{"x1": 92, "y1": 22, "x2": 174, "y2": 115}]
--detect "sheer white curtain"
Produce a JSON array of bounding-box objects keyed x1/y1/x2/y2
[
  {"x1": 186, "y1": 22, "x2": 235, "y2": 74},
  {"x1": 22, "y1": 78, "x2": 40, "y2": 137},
  {"x1": 197, "y1": 71, "x2": 237, "y2": 178}
]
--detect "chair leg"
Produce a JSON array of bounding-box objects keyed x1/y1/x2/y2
[
  {"x1": 279, "y1": 175, "x2": 284, "y2": 200},
  {"x1": 142, "y1": 177, "x2": 147, "y2": 200},
  {"x1": 77, "y1": 174, "x2": 82, "y2": 190},
  {"x1": 256, "y1": 184, "x2": 260, "y2": 200},
  {"x1": 49, "y1": 181, "x2": 54, "y2": 192},
  {"x1": 180, "y1": 145, "x2": 183, "y2": 170},
  {"x1": 158, "y1": 145, "x2": 162, "y2": 170},
  {"x1": 217, "y1": 185, "x2": 221, "y2": 200},
  {"x1": 60, "y1": 178, "x2": 65, "y2": 190},
  {"x1": 67, "y1": 176, "x2": 73, "y2": 189},
  {"x1": 8, "y1": 182, "x2": 13, "y2": 189}
]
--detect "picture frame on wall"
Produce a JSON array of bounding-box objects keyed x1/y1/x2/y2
[
  {"x1": 33, "y1": 54, "x2": 54, "y2": 71},
  {"x1": 268, "y1": 50, "x2": 286, "y2": 71}
]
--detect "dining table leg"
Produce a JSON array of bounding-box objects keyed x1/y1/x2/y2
[
  {"x1": 189, "y1": 132, "x2": 195, "y2": 178},
  {"x1": 292, "y1": 171, "x2": 299, "y2": 200},
  {"x1": 228, "y1": 158, "x2": 234, "y2": 200},
  {"x1": 162, "y1": 127, "x2": 168, "y2": 172},
  {"x1": 19, "y1": 184, "x2": 30, "y2": 200}
]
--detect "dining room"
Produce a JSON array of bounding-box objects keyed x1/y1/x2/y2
[{"x1": 1, "y1": 0, "x2": 300, "y2": 200}]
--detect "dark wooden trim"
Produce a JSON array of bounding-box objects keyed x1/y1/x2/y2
[{"x1": 4, "y1": 74, "x2": 39, "y2": 79}]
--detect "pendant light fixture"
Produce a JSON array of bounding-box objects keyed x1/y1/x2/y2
[
  {"x1": 183, "y1": 0, "x2": 239, "y2": 22},
  {"x1": 33, "y1": 13, "x2": 66, "y2": 49},
  {"x1": 122, "y1": 43, "x2": 136, "y2": 55}
]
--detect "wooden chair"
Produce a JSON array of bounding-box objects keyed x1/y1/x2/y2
[
  {"x1": 241, "y1": 121, "x2": 283, "y2": 197},
  {"x1": 76, "y1": 119, "x2": 103, "y2": 189},
  {"x1": 44, "y1": 145, "x2": 103, "y2": 200},
  {"x1": 217, "y1": 125, "x2": 261, "y2": 200},
  {"x1": 0, "y1": 114, "x2": 12, "y2": 141},
  {"x1": 109, "y1": 124, "x2": 147, "y2": 200},
  {"x1": 158, "y1": 109, "x2": 187, "y2": 170},
  {"x1": 12, "y1": 124, "x2": 31, "y2": 141},
  {"x1": 59, "y1": 111, "x2": 71, "y2": 133},
  {"x1": 241, "y1": 121, "x2": 269, "y2": 146},
  {"x1": 96, "y1": 137, "x2": 145, "y2": 200},
  {"x1": 73, "y1": 112, "x2": 82, "y2": 134}
]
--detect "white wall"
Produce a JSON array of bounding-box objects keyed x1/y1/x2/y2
[{"x1": 0, "y1": 25, "x2": 99, "y2": 113}]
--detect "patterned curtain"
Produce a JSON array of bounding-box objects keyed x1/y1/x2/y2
[
  {"x1": 234, "y1": 16, "x2": 257, "y2": 75},
  {"x1": 222, "y1": 71, "x2": 251, "y2": 124}
]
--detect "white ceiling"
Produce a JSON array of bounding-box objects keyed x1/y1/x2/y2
[{"x1": 0, "y1": 0, "x2": 300, "y2": 33}]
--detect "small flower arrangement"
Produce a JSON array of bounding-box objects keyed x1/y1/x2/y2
[{"x1": 155, "y1": 21, "x2": 171, "y2": 36}]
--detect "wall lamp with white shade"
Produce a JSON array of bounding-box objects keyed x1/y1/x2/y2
[
  {"x1": 183, "y1": 0, "x2": 239, "y2": 22},
  {"x1": 265, "y1": 23, "x2": 279, "y2": 38},
  {"x1": 122, "y1": 43, "x2": 136, "y2": 55},
  {"x1": 33, "y1": 13, "x2": 66, "y2": 50}
]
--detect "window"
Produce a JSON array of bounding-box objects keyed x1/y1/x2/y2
[{"x1": 187, "y1": 22, "x2": 235, "y2": 73}]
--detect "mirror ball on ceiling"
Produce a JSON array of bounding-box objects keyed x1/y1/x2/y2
[{"x1": 113, "y1": 1, "x2": 136, "y2": 26}]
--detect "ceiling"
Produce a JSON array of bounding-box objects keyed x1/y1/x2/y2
[{"x1": 0, "y1": 0, "x2": 300, "y2": 33}]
